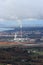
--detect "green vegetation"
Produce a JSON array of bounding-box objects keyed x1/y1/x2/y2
[
  {"x1": 0, "y1": 64, "x2": 6, "y2": 65},
  {"x1": 0, "y1": 46, "x2": 43, "y2": 65}
]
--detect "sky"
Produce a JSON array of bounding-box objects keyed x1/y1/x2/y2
[
  {"x1": 0, "y1": 0, "x2": 43, "y2": 19},
  {"x1": 0, "y1": 0, "x2": 43, "y2": 31},
  {"x1": 0, "y1": 19, "x2": 43, "y2": 27}
]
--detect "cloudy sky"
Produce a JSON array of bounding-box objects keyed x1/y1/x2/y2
[
  {"x1": 0, "y1": 0, "x2": 43, "y2": 19},
  {"x1": 0, "y1": 0, "x2": 43, "y2": 30}
]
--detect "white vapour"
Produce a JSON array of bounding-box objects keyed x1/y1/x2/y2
[{"x1": 17, "y1": 19, "x2": 22, "y2": 28}]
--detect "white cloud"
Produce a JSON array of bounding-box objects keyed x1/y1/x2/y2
[
  {"x1": 27, "y1": 18, "x2": 38, "y2": 21},
  {"x1": 0, "y1": 0, "x2": 43, "y2": 20},
  {"x1": 0, "y1": 18, "x2": 5, "y2": 21}
]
